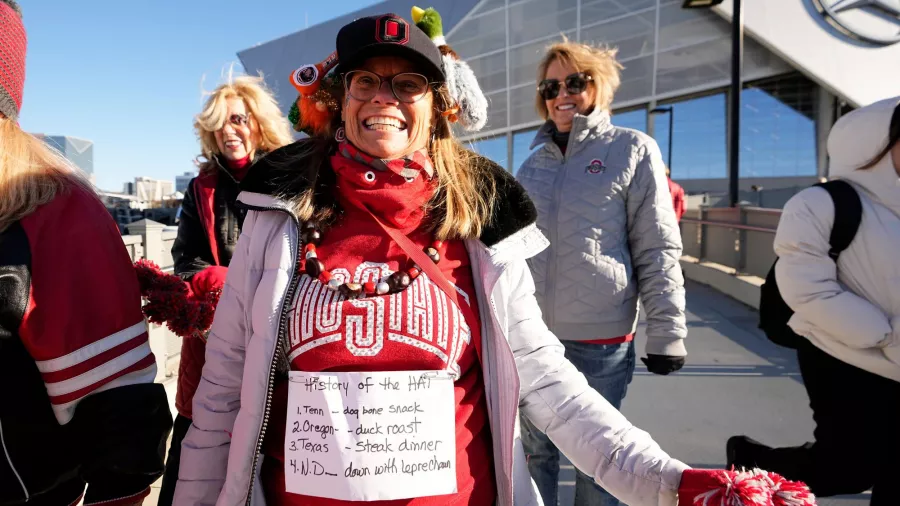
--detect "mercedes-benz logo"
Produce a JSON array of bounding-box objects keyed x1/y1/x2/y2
[{"x1": 816, "y1": 0, "x2": 900, "y2": 45}]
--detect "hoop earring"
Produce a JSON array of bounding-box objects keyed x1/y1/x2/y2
[{"x1": 335, "y1": 124, "x2": 346, "y2": 142}]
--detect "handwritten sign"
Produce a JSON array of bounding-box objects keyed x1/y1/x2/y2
[{"x1": 285, "y1": 370, "x2": 457, "y2": 501}]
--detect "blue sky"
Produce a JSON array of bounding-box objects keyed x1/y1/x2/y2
[{"x1": 18, "y1": 1, "x2": 382, "y2": 192}]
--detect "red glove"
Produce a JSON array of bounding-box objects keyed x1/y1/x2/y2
[
  {"x1": 678, "y1": 468, "x2": 816, "y2": 506},
  {"x1": 191, "y1": 266, "x2": 228, "y2": 296}
]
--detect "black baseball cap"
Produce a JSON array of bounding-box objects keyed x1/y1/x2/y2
[{"x1": 335, "y1": 13, "x2": 445, "y2": 82}]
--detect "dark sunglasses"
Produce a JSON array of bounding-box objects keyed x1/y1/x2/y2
[{"x1": 538, "y1": 72, "x2": 593, "y2": 101}]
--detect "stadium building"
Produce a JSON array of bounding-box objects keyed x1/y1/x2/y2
[{"x1": 238, "y1": 0, "x2": 900, "y2": 195}]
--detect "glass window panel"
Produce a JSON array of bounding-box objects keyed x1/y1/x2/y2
[
  {"x1": 510, "y1": 85, "x2": 540, "y2": 126},
  {"x1": 508, "y1": 0, "x2": 577, "y2": 46},
  {"x1": 484, "y1": 90, "x2": 509, "y2": 131},
  {"x1": 467, "y1": 52, "x2": 508, "y2": 94},
  {"x1": 469, "y1": 135, "x2": 509, "y2": 170},
  {"x1": 581, "y1": 0, "x2": 656, "y2": 27},
  {"x1": 509, "y1": 31, "x2": 573, "y2": 88},
  {"x1": 512, "y1": 128, "x2": 541, "y2": 175},
  {"x1": 612, "y1": 55, "x2": 653, "y2": 105},
  {"x1": 655, "y1": 37, "x2": 730, "y2": 95},
  {"x1": 657, "y1": 2, "x2": 729, "y2": 52},
  {"x1": 744, "y1": 37, "x2": 793, "y2": 80},
  {"x1": 611, "y1": 108, "x2": 647, "y2": 133},
  {"x1": 470, "y1": 0, "x2": 506, "y2": 16},
  {"x1": 447, "y1": 9, "x2": 506, "y2": 59},
  {"x1": 580, "y1": 10, "x2": 656, "y2": 61},
  {"x1": 656, "y1": 36, "x2": 788, "y2": 96},
  {"x1": 740, "y1": 75, "x2": 817, "y2": 178},
  {"x1": 653, "y1": 94, "x2": 727, "y2": 180}
]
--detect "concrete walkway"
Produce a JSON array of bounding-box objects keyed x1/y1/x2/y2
[
  {"x1": 556, "y1": 280, "x2": 868, "y2": 505},
  {"x1": 146, "y1": 281, "x2": 870, "y2": 505}
]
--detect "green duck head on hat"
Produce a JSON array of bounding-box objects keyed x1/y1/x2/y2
[
  {"x1": 411, "y1": 5, "x2": 488, "y2": 132},
  {"x1": 411, "y1": 6, "x2": 447, "y2": 47}
]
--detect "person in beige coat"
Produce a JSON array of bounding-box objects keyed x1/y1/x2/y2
[{"x1": 728, "y1": 96, "x2": 900, "y2": 505}]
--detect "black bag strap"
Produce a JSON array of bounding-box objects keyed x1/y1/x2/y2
[{"x1": 813, "y1": 180, "x2": 863, "y2": 260}]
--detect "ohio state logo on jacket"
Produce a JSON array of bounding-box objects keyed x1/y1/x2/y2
[
  {"x1": 585, "y1": 158, "x2": 606, "y2": 174},
  {"x1": 286, "y1": 262, "x2": 472, "y2": 376}
]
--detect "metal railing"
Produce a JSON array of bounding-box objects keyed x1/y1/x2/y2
[{"x1": 679, "y1": 206, "x2": 781, "y2": 279}]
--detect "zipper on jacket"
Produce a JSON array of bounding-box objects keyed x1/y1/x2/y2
[
  {"x1": 0, "y1": 417, "x2": 29, "y2": 501},
  {"x1": 238, "y1": 204, "x2": 303, "y2": 506}
]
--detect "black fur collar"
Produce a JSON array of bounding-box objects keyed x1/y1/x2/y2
[{"x1": 240, "y1": 140, "x2": 537, "y2": 248}]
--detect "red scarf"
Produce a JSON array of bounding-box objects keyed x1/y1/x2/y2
[
  {"x1": 225, "y1": 155, "x2": 252, "y2": 181},
  {"x1": 330, "y1": 141, "x2": 436, "y2": 233}
]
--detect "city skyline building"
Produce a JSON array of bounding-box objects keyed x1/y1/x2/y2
[
  {"x1": 124, "y1": 176, "x2": 177, "y2": 203},
  {"x1": 176, "y1": 171, "x2": 197, "y2": 193},
  {"x1": 36, "y1": 134, "x2": 95, "y2": 183}
]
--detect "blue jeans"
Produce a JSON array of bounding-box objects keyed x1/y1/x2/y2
[{"x1": 521, "y1": 340, "x2": 636, "y2": 506}]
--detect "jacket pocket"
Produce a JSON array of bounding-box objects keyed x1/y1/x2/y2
[{"x1": 588, "y1": 249, "x2": 629, "y2": 306}]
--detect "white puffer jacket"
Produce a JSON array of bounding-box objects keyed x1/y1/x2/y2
[
  {"x1": 775, "y1": 96, "x2": 900, "y2": 381},
  {"x1": 172, "y1": 145, "x2": 689, "y2": 506}
]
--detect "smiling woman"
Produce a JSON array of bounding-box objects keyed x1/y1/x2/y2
[
  {"x1": 172, "y1": 13, "x2": 814, "y2": 506},
  {"x1": 516, "y1": 38, "x2": 690, "y2": 506},
  {"x1": 158, "y1": 74, "x2": 294, "y2": 506}
]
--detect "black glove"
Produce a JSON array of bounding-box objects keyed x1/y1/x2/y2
[{"x1": 641, "y1": 354, "x2": 685, "y2": 375}]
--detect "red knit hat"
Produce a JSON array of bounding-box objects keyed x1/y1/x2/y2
[{"x1": 0, "y1": 0, "x2": 26, "y2": 120}]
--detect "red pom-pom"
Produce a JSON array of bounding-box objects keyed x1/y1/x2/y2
[
  {"x1": 759, "y1": 472, "x2": 816, "y2": 506},
  {"x1": 408, "y1": 268, "x2": 421, "y2": 280},
  {"x1": 364, "y1": 282, "x2": 376, "y2": 295},
  {"x1": 134, "y1": 259, "x2": 163, "y2": 294},
  {"x1": 680, "y1": 468, "x2": 817, "y2": 506},
  {"x1": 133, "y1": 261, "x2": 223, "y2": 339},
  {"x1": 681, "y1": 469, "x2": 772, "y2": 506}
]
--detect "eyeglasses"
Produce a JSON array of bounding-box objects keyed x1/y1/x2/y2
[
  {"x1": 344, "y1": 70, "x2": 431, "y2": 104},
  {"x1": 538, "y1": 72, "x2": 593, "y2": 101},
  {"x1": 227, "y1": 114, "x2": 250, "y2": 127}
]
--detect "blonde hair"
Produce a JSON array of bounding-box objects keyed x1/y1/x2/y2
[
  {"x1": 535, "y1": 38, "x2": 623, "y2": 120},
  {"x1": 0, "y1": 119, "x2": 94, "y2": 232},
  {"x1": 194, "y1": 74, "x2": 294, "y2": 173},
  {"x1": 285, "y1": 85, "x2": 496, "y2": 240}
]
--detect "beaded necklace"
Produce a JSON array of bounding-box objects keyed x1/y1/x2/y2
[{"x1": 299, "y1": 221, "x2": 444, "y2": 299}]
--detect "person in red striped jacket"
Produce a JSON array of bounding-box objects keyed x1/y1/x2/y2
[{"x1": 0, "y1": 2, "x2": 172, "y2": 505}]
